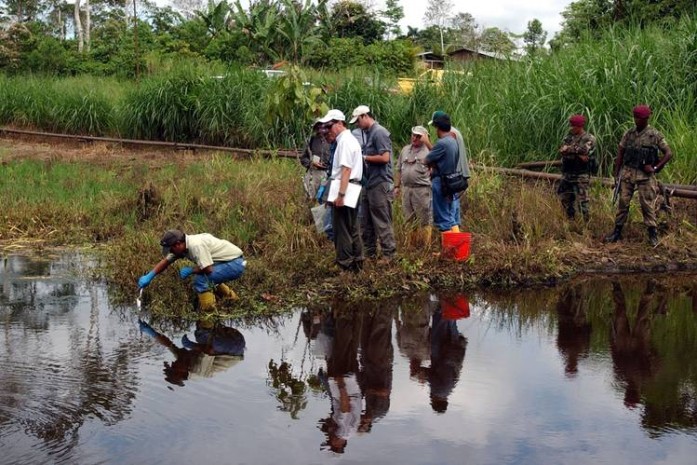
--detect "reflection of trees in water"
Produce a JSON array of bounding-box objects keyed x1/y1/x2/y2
[
  {"x1": 474, "y1": 288, "x2": 558, "y2": 338},
  {"x1": 267, "y1": 359, "x2": 323, "y2": 419},
  {"x1": 1, "y1": 255, "x2": 79, "y2": 330},
  {"x1": 0, "y1": 263, "x2": 142, "y2": 459},
  {"x1": 265, "y1": 307, "x2": 330, "y2": 420},
  {"x1": 23, "y1": 287, "x2": 138, "y2": 444}
]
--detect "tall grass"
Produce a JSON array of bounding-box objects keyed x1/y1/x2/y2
[
  {"x1": 0, "y1": 75, "x2": 125, "y2": 135},
  {"x1": 1, "y1": 18, "x2": 696, "y2": 182},
  {"x1": 441, "y1": 18, "x2": 697, "y2": 183}
]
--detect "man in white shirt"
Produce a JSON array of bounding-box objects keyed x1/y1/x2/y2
[
  {"x1": 318, "y1": 109, "x2": 364, "y2": 272},
  {"x1": 137, "y1": 229, "x2": 246, "y2": 311}
]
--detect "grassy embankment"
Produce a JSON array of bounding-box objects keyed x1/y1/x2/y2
[
  {"x1": 1, "y1": 151, "x2": 695, "y2": 317},
  {"x1": 1, "y1": 19, "x2": 697, "y2": 316}
]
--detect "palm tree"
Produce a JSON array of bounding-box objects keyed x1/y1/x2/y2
[{"x1": 275, "y1": 0, "x2": 325, "y2": 64}]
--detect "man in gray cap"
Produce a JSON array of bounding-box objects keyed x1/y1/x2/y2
[
  {"x1": 350, "y1": 104, "x2": 397, "y2": 262},
  {"x1": 395, "y1": 125, "x2": 433, "y2": 246},
  {"x1": 137, "y1": 229, "x2": 246, "y2": 312}
]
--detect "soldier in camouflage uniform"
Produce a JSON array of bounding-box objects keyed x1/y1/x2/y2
[
  {"x1": 557, "y1": 114, "x2": 597, "y2": 221},
  {"x1": 604, "y1": 105, "x2": 673, "y2": 247}
]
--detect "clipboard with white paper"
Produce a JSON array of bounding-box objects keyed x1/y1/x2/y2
[{"x1": 327, "y1": 179, "x2": 361, "y2": 208}]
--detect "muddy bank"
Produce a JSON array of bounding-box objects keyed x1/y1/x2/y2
[{"x1": 1, "y1": 137, "x2": 696, "y2": 313}]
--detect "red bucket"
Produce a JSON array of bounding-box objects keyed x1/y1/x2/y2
[
  {"x1": 441, "y1": 232, "x2": 471, "y2": 261},
  {"x1": 442, "y1": 295, "x2": 470, "y2": 320}
]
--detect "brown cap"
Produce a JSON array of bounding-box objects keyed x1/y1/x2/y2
[{"x1": 160, "y1": 229, "x2": 185, "y2": 256}]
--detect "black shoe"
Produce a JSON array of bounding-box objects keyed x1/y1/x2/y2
[{"x1": 603, "y1": 226, "x2": 622, "y2": 243}]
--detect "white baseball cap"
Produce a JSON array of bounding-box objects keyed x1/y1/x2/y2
[
  {"x1": 318, "y1": 109, "x2": 346, "y2": 123},
  {"x1": 349, "y1": 105, "x2": 371, "y2": 124},
  {"x1": 411, "y1": 125, "x2": 428, "y2": 136}
]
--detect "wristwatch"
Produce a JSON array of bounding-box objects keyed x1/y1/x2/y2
[{"x1": 338, "y1": 192, "x2": 346, "y2": 197}]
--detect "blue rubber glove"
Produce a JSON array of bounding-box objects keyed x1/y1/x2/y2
[
  {"x1": 179, "y1": 266, "x2": 194, "y2": 280},
  {"x1": 138, "y1": 319, "x2": 158, "y2": 338},
  {"x1": 138, "y1": 270, "x2": 156, "y2": 289}
]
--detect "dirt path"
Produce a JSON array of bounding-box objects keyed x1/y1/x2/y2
[{"x1": 0, "y1": 135, "x2": 213, "y2": 167}]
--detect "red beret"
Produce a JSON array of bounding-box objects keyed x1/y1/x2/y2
[
  {"x1": 569, "y1": 114, "x2": 586, "y2": 127},
  {"x1": 633, "y1": 105, "x2": 652, "y2": 118}
]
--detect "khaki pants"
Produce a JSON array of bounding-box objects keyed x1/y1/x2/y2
[
  {"x1": 402, "y1": 185, "x2": 432, "y2": 227},
  {"x1": 361, "y1": 181, "x2": 397, "y2": 258},
  {"x1": 614, "y1": 166, "x2": 658, "y2": 228}
]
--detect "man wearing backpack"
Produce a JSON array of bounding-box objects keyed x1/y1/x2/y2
[
  {"x1": 558, "y1": 114, "x2": 597, "y2": 222},
  {"x1": 426, "y1": 111, "x2": 471, "y2": 233},
  {"x1": 425, "y1": 113, "x2": 460, "y2": 232}
]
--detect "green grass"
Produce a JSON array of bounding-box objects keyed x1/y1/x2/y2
[
  {"x1": 1, "y1": 154, "x2": 695, "y2": 307},
  {"x1": 1, "y1": 17, "x2": 696, "y2": 182}
]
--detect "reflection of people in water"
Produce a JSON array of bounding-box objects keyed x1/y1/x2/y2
[
  {"x1": 610, "y1": 280, "x2": 659, "y2": 408},
  {"x1": 319, "y1": 308, "x2": 361, "y2": 454},
  {"x1": 139, "y1": 319, "x2": 245, "y2": 386},
  {"x1": 410, "y1": 299, "x2": 468, "y2": 413},
  {"x1": 555, "y1": 284, "x2": 592, "y2": 377},
  {"x1": 301, "y1": 308, "x2": 335, "y2": 360},
  {"x1": 396, "y1": 296, "x2": 434, "y2": 383},
  {"x1": 428, "y1": 306, "x2": 468, "y2": 413},
  {"x1": 358, "y1": 306, "x2": 394, "y2": 432}
]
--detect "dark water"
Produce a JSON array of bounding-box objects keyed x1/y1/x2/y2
[{"x1": 1, "y1": 254, "x2": 697, "y2": 465}]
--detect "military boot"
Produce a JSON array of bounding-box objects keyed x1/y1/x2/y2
[
  {"x1": 197, "y1": 290, "x2": 217, "y2": 313},
  {"x1": 603, "y1": 225, "x2": 623, "y2": 243},
  {"x1": 647, "y1": 226, "x2": 659, "y2": 247},
  {"x1": 215, "y1": 283, "x2": 239, "y2": 302}
]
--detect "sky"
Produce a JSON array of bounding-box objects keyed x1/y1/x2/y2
[
  {"x1": 158, "y1": 0, "x2": 575, "y2": 41},
  {"x1": 386, "y1": 0, "x2": 575, "y2": 39}
]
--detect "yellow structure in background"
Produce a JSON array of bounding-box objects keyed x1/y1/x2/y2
[{"x1": 396, "y1": 69, "x2": 445, "y2": 94}]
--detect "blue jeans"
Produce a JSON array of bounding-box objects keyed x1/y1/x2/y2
[
  {"x1": 192, "y1": 257, "x2": 246, "y2": 293},
  {"x1": 432, "y1": 177, "x2": 457, "y2": 231},
  {"x1": 453, "y1": 195, "x2": 461, "y2": 226},
  {"x1": 323, "y1": 205, "x2": 334, "y2": 242}
]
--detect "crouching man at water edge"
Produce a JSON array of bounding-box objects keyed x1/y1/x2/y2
[
  {"x1": 319, "y1": 108, "x2": 365, "y2": 273},
  {"x1": 137, "y1": 229, "x2": 246, "y2": 311}
]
